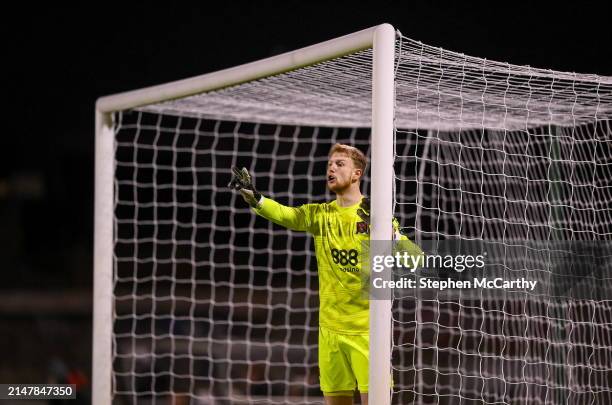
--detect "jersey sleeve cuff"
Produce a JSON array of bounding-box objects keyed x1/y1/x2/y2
[{"x1": 252, "y1": 195, "x2": 265, "y2": 210}]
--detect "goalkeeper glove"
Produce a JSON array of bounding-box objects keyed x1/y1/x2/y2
[
  {"x1": 357, "y1": 196, "x2": 403, "y2": 240},
  {"x1": 228, "y1": 166, "x2": 263, "y2": 208},
  {"x1": 357, "y1": 196, "x2": 370, "y2": 224}
]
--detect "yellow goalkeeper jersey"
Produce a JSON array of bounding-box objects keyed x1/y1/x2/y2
[{"x1": 254, "y1": 196, "x2": 421, "y2": 335}]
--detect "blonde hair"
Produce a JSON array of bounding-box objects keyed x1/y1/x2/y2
[{"x1": 328, "y1": 143, "x2": 367, "y2": 173}]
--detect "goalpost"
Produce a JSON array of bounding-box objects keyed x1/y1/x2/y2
[
  {"x1": 95, "y1": 24, "x2": 395, "y2": 405},
  {"x1": 94, "y1": 23, "x2": 612, "y2": 404}
]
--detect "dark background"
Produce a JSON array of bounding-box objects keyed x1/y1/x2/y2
[{"x1": 1, "y1": 1, "x2": 611, "y2": 400}]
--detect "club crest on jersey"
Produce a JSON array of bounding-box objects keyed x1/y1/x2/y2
[{"x1": 356, "y1": 221, "x2": 369, "y2": 234}]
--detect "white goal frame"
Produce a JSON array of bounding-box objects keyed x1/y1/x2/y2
[{"x1": 94, "y1": 23, "x2": 396, "y2": 405}]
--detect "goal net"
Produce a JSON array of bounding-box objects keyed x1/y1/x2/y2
[
  {"x1": 390, "y1": 36, "x2": 612, "y2": 405},
  {"x1": 96, "y1": 26, "x2": 612, "y2": 404}
]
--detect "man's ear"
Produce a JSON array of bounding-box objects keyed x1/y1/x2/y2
[{"x1": 352, "y1": 168, "x2": 363, "y2": 182}]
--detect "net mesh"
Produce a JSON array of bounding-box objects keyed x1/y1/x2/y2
[
  {"x1": 141, "y1": 36, "x2": 612, "y2": 130},
  {"x1": 110, "y1": 33, "x2": 612, "y2": 404},
  {"x1": 391, "y1": 36, "x2": 612, "y2": 405},
  {"x1": 113, "y1": 113, "x2": 372, "y2": 403}
]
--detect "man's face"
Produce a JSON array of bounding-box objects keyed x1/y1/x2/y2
[{"x1": 327, "y1": 152, "x2": 361, "y2": 192}]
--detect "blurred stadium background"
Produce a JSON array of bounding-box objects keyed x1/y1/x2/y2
[{"x1": 2, "y1": 3, "x2": 611, "y2": 404}]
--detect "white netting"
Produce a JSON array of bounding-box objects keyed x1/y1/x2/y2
[
  {"x1": 141, "y1": 37, "x2": 612, "y2": 131},
  {"x1": 113, "y1": 113, "x2": 372, "y2": 404},
  {"x1": 391, "y1": 37, "x2": 612, "y2": 405},
  {"x1": 393, "y1": 125, "x2": 612, "y2": 404},
  {"x1": 110, "y1": 32, "x2": 612, "y2": 404}
]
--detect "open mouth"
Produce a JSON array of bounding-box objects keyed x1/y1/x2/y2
[{"x1": 328, "y1": 175, "x2": 336, "y2": 182}]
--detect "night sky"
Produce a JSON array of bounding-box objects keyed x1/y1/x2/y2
[{"x1": 3, "y1": 3, "x2": 612, "y2": 287}]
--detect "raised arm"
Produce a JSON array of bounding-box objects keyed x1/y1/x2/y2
[
  {"x1": 253, "y1": 197, "x2": 312, "y2": 232},
  {"x1": 228, "y1": 166, "x2": 312, "y2": 232}
]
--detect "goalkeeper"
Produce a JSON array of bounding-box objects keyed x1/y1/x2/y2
[{"x1": 229, "y1": 143, "x2": 421, "y2": 405}]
